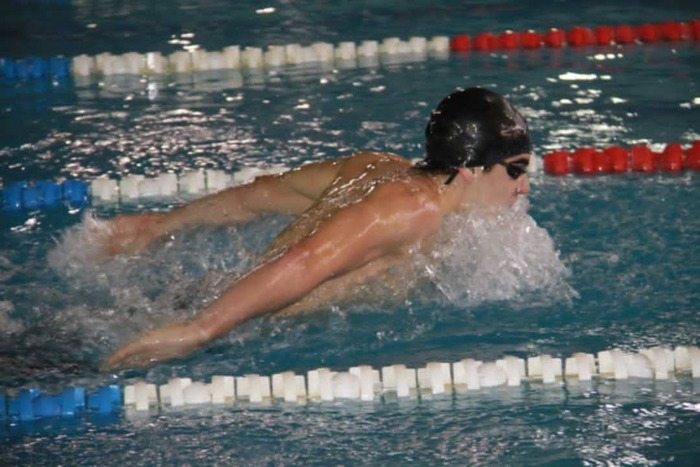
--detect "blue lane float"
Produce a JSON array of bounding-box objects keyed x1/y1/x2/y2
[
  {"x1": 0, "y1": 56, "x2": 70, "y2": 80},
  {"x1": 87, "y1": 385, "x2": 121, "y2": 414},
  {"x1": 2, "y1": 180, "x2": 90, "y2": 211},
  {"x1": 3, "y1": 386, "x2": 115, "y2": 423},
  {"x1": 61, "y1": 387, "x2": 87, "y2": 416}
]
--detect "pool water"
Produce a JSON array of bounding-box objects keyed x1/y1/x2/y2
[{"x1": 1, "y1": 0, "x2": 699, "y2": 465}]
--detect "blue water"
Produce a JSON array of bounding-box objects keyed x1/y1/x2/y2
[{"x1": 1, "y1": 0, "x2": 699, "y2": 465}]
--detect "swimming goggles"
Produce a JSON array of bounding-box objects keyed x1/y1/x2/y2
[
  {"x1": 496, "y1": 158, "x2": 530, "y2": 180},
  {"x1": 445, "y1": 158, "x2": 530, "y2": 184}
]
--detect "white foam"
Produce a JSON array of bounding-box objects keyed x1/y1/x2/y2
[
  {"x1": 48, "y1": 212, "x2": 114, "y2": 275},
  {"x1": 420, "y1": 198, "x2": 576, "y2": 306},
  {"x1": 45, "y1": 213, "x2": 282, "y2": 358},
  {"x1": 0, "y1": 300, "x2": 23, "y2": 335}
]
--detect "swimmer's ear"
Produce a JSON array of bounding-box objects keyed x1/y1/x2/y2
[{"x1": 456, "y1": 167, "x2": 475, "y2": 183}]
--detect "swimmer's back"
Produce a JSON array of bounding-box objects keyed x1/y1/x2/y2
[{"x1": 266, "y1": 152, "x2": 415, "y2": 253}]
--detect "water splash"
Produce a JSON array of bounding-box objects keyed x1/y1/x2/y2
[
  {"x1": 46, "y1": 201, "x2": 576, "y2": 323},
  {"x1": 0, "y1": 300, "x2": 23, "y2": 336},
  {"x1": 47, "y1": 211, "x2": 114, "y2": 276},
  {"x1": 418, "y1": 198, "x2": 577, "y2": 308},
  {"x1": 42, "y1": 201, "x2": 575, "y2": 367},
  {"x1": 45, "y1": 212, "x2": 285, "y2": 349}
]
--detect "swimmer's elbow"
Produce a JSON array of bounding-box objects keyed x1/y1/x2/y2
[{"x1": 200, "y1": 245, "x2": 329, "y2": 336}]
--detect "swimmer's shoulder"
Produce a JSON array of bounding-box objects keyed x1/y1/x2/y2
[
  {"x1": 335, "y1": 151, "x2": 412, "y2": 180},
  {"x1": 367, "y1": 172, "x2": 441, "y2": 213},
  {"x1": 347, "y1": 151, "x2": 412, "y2": 167}
]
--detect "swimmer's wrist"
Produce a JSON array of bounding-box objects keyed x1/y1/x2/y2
[
  {"x1": 154, "y1": 205, "x2": 198, "y2": 238},
  {"x1": 148, "y1": 212, "x2": 182, "y2": 241},
  {"x1": 190, "y1": 320, "x2": 212, "y2": 346}
]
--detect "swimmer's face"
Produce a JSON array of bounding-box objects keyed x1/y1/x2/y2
[{"x1": 470, "y1": 154, "x2": 531, "y2": 206}]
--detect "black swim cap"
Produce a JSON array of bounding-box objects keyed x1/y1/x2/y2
[{"x1": 423, "y1": 87, "x2": 531, "y2": 176}]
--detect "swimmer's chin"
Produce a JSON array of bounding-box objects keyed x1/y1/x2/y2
[{"x1": 511, "y1": 193, "x2": 525, "y2": 205}]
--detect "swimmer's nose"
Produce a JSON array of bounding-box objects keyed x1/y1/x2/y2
[{"x1": 518, "y1": 175, "x2": 530, "y2": 195}]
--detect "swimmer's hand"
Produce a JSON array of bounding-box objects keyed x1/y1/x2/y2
[
  {"x1": 103, "y1": 321, "x2": 209, "y2": 370},
  {"x1": 104, "y1": 213, "x2": 164, "y2": 257}
]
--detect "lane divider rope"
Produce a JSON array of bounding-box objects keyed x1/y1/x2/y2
[
  {"x1": 543, "y1": 141, "x2": 700, "y2": 175},
  {"x1": 450, "y1": 19, "x2": 699, "y2": 52},
  {"x1": 0, "y1": 164, "x2": 290, "y2": 212},
  {"x1": 2, "y1": 140, "x2": 699, "y2": 212},
  {"x1": 0, "y1": 37, "x2": 450, "y2": 80},
  {"x1": 0, "y1": 19, "x2": 698, "y2": 80},
  {"x1": 1, "y1": 345, "x2": 698, "y2": 423}
]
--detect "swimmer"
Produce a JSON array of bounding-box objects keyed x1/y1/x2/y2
[{"x1": 103, "y1": 87, "x2": 532, "y2": 369}]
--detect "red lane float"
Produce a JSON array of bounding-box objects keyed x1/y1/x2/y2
[
  {"x1": 450, "y1": 34, "x2": 471, "y2": 52},
  {"x1": 594, "y1": 26, "x2": 614, "y2": 46},
  {"x1": 631, "y1": 145, "x2": 655, "y2": 172},
  {"x1": 685, "y1": 142, "x2": 700, "y2": 170},
  {"x1": 604, "y1": 146, "x2": 628, "y2": 173},
  {"x1": 499, "y1": 31, "x2": 520, "y2": 49},
  {"x1": 637, "y1": 23, "x2": 659, "y2": 43},
  {"x1": 544, "y1": 150, "x2": 569, "y2": 175},
  {"x1": 567, "y1": 26, "x2": 595, "y2": 47},
  {"x1": 572, "y1": 147, "x2": 597, "y2": 173},
  {"x1": 474, "y1": 32, "x2": 496, "y2": 51},
  {"x1": 692, "y1": 20, "x2": 700, "y2": 40},
  {"x1": 543, "y1": 142, "x2": 699, "y2": 175},
  {"x1": 614, "y1": 24, "x2": 637, "y2": 44},
  {"x1": 658, "y1": 21, "x2": 685, "y2": 41},
  {"x1": 521, "y1": 30, "x2": 542, "y2": 49},
  {"x1": 449, "y1": 19, "x2": 698, "y2": 52},
  {"x1": 544, "y1": 28, "x2": 565, "y2": 48},
  {"x1": 659, "y1": 143, "x2": 683, "y2": 172}
]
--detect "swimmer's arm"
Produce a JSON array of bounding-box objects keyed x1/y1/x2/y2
[
  {"x1": 159, "y1": 158, "x2": 344, "y2": 227},
  {"x1": 106, "y1": 159, "x2": 344, "y2": 256},
  {"x1": 195, "y1": 192, "x2": 439, "y2": 340},
  {"x1": 104, "y1": 185, "x2": 440, "y2": 369}
]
